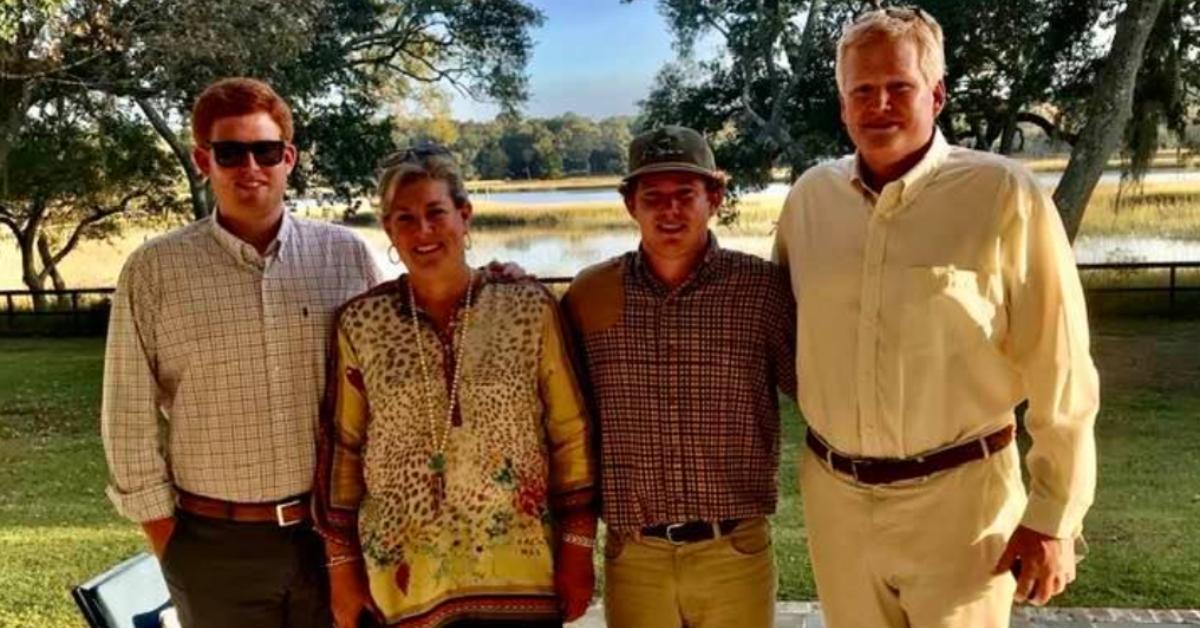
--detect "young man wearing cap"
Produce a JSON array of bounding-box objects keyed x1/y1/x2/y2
[
  {"x1": 101, "y1": 77, "x2": 382, "y2": 627},
  {"x1": 773, "y1": 9, "x2": 1099, "y2": 627},
  {"x1": 561, "y1": 126, "x2": 796, "y2": 627}
]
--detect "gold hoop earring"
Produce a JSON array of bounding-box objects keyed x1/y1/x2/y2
[
  {"x1": 387, "y1": 245, "x2": 401, "y2": 265},
  {"x1": 464, "y1": 231, "x2": 473, "y2": 251}
]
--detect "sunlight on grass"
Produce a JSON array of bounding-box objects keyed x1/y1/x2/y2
[{"x1": 4, "y1": 318, "x2": 1200, "y2": 623}]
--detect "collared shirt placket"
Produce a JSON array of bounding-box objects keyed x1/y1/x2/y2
[
  {"x1": 659, "y1": 290, "x2": 688, "y2": 511},
  {"x1": 578, "y1": 241, "x2": 793, "y2": 530},
  {"x1": 776, "y1": 131, "x2": 1099, "y2": 537},
  {"x1": 856, "y1": 184, "x2": 903, "y2": 456},
  {"x1": 261, "y1": 244, "x2": 292, "y2": 494}
]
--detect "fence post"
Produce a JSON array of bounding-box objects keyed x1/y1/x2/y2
[
  {"x1": 1169, "y1": 265, "x2": 1177, "y2": 312},
  {"x1": 5, "y1": 294, "x2": 12, "y2": 327}
]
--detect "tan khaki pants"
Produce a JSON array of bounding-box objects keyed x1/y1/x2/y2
[
  {"x1": 603, "y1": 517, "x2": 777, "y2": 628},
  {"x1": 801, "y1": 444, "x2": 1026, "y2": 628}
]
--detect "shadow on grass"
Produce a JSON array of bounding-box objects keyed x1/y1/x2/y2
[{"x1": 2, "y1": 318, "x2": 1200, "y2": 622}]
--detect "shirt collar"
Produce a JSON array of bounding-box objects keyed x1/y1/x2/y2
[
  {"x1": 632, "y1": 231, "x2": 722, "y2": 295},
  {"x1": 393, "y1": 271, "x2": 488, "y2": 321},
  {"x1": 209, "y1": 206, "x2": 292, "y2": 268},
  {"x1": 850, "y1": 128, "x2": 950, "y2": 205}
]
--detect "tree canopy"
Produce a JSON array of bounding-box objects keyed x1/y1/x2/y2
[
  {"x1": 1, "y1": 0, "x2": 545, "y2": 297},
  {"x1": 0, "y1": 95, "x2": 179, "y2": 299},
  {"x1": 394, "y1": 111, "x2": 636, "y2": 181},
  {"x1": 634, "y1": 0, "x2": 1196, "y2": 236}
]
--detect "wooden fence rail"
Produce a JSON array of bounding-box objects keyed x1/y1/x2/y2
[{"x1": 1, "y1": 261, "x2": 1196, "y2": 327}]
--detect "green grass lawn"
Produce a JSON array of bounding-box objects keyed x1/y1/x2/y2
[
  {"x1": 0, "y1": 339, "x2": 144, "y2": 627},
  {"x1": 2, "y1": 317, "x2": 1199, "y2": 625}
]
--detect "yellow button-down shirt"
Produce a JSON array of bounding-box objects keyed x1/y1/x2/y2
[{"x1": 774, "y1": 131, "x2": 1099, "y2": 538}]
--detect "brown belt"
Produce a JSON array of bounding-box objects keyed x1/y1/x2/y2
[
  {"x1": 177, "y1": 490, "x2": 310, "y2": 527},
  {"x1": 806, "y1": 425, "x2": 1015, "y2": 485}
]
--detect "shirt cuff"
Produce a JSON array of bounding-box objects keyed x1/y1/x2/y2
[
  {"x1": 1020, "y1": 493, "x2": 1088, "y2": 539},
  {"x1": 106, "y1": 482, "x2": 176, "y2": 523}
]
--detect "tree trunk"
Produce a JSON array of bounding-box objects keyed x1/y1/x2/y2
[
  {"x1": 37, "y1": 234, "x2": 67, "y2": 291},
  {"x1": 17, "y1": 200, "x2": 49, "y2": 310},
  {"x1": 1053, "y1": 0, "x2": 1167, "y2": 241},
  {"x1": 0, "y1": 78, "x2": 33, "y2": 197},
  {"x1": 998, "y1": 107, "x2": 1021, "y2": 155},
  {"x1": 136, "y1": 98, "x2": 213, "y2": 220},
  {"x1": 983, "y1": 114, "x2": 1004, "y2": 152},
  {"x1": 969, "y1": 117, "x2": 986, "y2": 149},
  {"x1": 939, "y1": 99, "x2": 960, "y2": 145},
  {"x1": 1, "y1": 15, "x2": 46, "y2": 197},
  {"x1": 19, "y1": 240, "x2": 45, "y2": 310},
  {"x1": 1016, "y1": 112, "x2": 1079, "y2": 146}
]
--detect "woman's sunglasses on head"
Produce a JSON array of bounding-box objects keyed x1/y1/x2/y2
[
  {"x1": 208, "y1": 141, "x2": 288, "y2": 168},
  {"x1": 379, "y1": 145, "x2": 453, "y2": 169}
]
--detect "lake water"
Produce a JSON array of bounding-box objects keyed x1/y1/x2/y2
[
  {"x1": 363, "y1": 230, "x2": 1200, "y2": 279},
  {"x1": 470, "y1": 169, "x2": 1200, "y2": 206},
  {"x1": 359, "y1": 168, "x2": 1200, "y2": 277}
]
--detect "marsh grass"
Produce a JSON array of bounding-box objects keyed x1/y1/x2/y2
[
  {"x1": 2, "y1": 180, "x2": 1199, "y2": 290},
  {"x1": 1021, "y1": 150, "x2": 1200, "y2": 172},
  {"x1": 468, "y1": 194, "x2": 786, "y2": 235},
  {"x1": 1081, "y1": 183, "x2": 1200, "y2": 238},
  {"x1": 465, "y1": 176, "x2": 622, "y2": 193}
]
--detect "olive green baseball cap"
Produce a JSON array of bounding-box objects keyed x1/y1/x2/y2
[{"x1": 621, "y1": 125, "x2": 721, "y2": 189}]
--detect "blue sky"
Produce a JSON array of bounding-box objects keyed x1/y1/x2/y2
[{"x1": 450, "y1": 1, "x2": 684, "y2": 120}]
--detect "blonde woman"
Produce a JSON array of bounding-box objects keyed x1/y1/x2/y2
[{"x1": 314, "y1": 146, "x2": 597, "y2": 628}]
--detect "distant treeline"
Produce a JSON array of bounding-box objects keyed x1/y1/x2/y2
[{"x1": 392, "y1": 113, "x2": 637, "y2": 181}]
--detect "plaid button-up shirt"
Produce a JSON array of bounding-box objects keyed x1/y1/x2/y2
[
  {"x1": 101, "y1": 211, "x2": 382, "y2": 522},
  {"x1": 562, "y1": 237, "x2": 797, "y2": 532}
]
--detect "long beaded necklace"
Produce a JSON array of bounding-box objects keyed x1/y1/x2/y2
[{"x1": 407, "y1": 270, "x2": 475, "y2": 506}]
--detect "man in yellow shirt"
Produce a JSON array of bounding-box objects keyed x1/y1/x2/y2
[{"x1": 773, "y1": 8, "x2": 1100, "y2": 627}]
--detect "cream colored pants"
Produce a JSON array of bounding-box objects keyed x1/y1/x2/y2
[
  {"x1": 801, "y1": 444, "x2": 1026, "y2": 628},
  {"x1": 603, "y1": 517, "x2": 777, "y2": 628}
]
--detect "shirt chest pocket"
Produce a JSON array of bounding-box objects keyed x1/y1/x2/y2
[{"x1": 898, "y1": 266, "x2": 1000, "y2": 356}]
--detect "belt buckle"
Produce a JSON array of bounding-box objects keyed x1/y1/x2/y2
[
  {"x1": 664, "y1": 523, "x2": 688, "y2": 545},
  {"x1": 275, "y1": 499, "x2": 303, "y2": 527}
]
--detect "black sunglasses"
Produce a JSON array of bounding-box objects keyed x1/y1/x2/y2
[
  {"x1": 378, "y1": 144, "x2": 453, "y2": 169},
  {"x1": 208, "y1": 140, "x2": 288, "y2": 168},
  {"x1": 881, "y1": 5, "x2": 934, "y2": 23}
]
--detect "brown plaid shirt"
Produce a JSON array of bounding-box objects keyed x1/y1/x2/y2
[{"x1": 562, "y1": 236, "x2": 796, "y2": 532}]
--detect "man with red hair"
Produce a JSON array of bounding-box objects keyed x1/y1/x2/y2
[{"x1": 101, "y1": 77, "x2": 382, "y2": 627}]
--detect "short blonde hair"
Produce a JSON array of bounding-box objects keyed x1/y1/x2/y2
[
  {"x1": 376, "y1": 147, "x2": 470, "y2": 219},
  {"x1": 836, "y1": 8, "x2": 945, "y2": 93}
]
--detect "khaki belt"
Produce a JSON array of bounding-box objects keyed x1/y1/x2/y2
[
  {"x1": 177, "y1": 490, "x2": 310, "y2": 527},
  {"x1": 806, "y1": 425, "x2": 1014, "y2": 485}
]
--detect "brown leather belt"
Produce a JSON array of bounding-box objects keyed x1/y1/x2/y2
[
  {"x1": 641, "y1": 519, "x2": 742, "y2": 545},
  {"x1": 806, "y1": 425, "x2": 1015, "y2": 485},
  {"x1": 177, "y1": 490, "x2": 310, "y2": 527}
]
